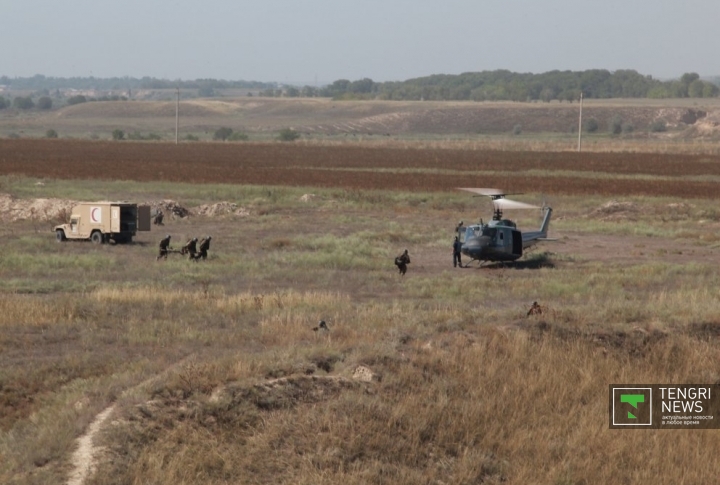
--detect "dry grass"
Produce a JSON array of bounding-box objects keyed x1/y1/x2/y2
[{"x1": 3, "y1": 175, "x2": 720, "y2": 484}]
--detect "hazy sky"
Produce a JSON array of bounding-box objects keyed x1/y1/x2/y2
[{"x1": 4, "y1": 0, "x2": 718, "y2": 84}]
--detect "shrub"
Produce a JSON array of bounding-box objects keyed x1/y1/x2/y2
[
  {"x1": 229, "y1": 131, "x2": 249, "y2": 141},
  {"x1": 649, "y1": 120, "x2": 667, "y2": 133},
  {"x1": 67, "y1": 95, "x2": 87, "y2": 106},
  {"x1": 37, "y1": 96, "x2": 53, "y2": 110},
  {"x1": 622, "y1": 123, "x2": 634, "y2": 134},
  {"x1": 0, "y1": 96, "x2": 7, "y2": 109},
  {"x1": 45, "y1": 129, "x2": 58, "y2": 139},
  {"x1": 512, "y1": 124, "x2": 522, "y2": 135},
  {"x1": 213, "y1": 127, "x2": 233, "y2": 141},
  {"x1": 583, "y1": 117, "x2": 599, "y2": 133},
  {"x1": 112, "y1": 129, "x2": 125, "y2": 140},
  {"x1": 277, "y1": 128, "x2": 300, "y2": 142},
  {"x1": 608, "y1": 116, "x2": 622, "y2": 135},
  {"x1": 184, "y1": 134, "x2": 199, "y2": 141},
  {"x1": 13, "y1": 96, "x2": 34, "y2": 109}
]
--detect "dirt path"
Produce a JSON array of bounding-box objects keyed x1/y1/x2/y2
[
  {"x1": 66, "y1": 405, "x2": 116, "y2": 485},
  {"x1": 65, "y1": 356, "x2": 196, "y2": 485}
]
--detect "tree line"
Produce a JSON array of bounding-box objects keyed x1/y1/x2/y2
[
  {"x1": 0, "y1": 74, "x2": 275, "y2": 91},
  {"x1": 297, "y1": 70, "x2": 718, "y2": 101},
  {"x1": 1, "y1": 70, "x2": 717, "y2": 102}
]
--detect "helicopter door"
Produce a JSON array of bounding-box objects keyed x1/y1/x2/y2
[{"x1": 512, "y1": 230, "x2": 522, "y2": 256}]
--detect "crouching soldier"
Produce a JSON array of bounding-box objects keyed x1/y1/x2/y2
[
  {"x1": 394, "y1": 249, "x2": 410, "y2": 276},
  {"x1": 157, "y1": 234, "x2": 171, "y2": 261},
  {"x1": 195, "y1": 235, "x2": 212, "y2": 260},
  {"x1": 181, "y1": 237, "x2": 198, "y2": 260}
]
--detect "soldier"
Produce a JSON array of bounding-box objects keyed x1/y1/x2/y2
[
  {"x1": 394, "y1": 249, "x2": 411, "y2": 276},
  {"x1": 453, "y1": 236, "x2": 462, "y2": 268},
  {"x1": 181, "y1": 237, "x2": 198, "y2": 260},
  {"x1": 153, "y1": 210, "x2": 164, "y2": 225},
  {"x1": 195, "y1": 235, "x2": 212, "y2": 260},
  {"x1": 157, "y1": 234, "x2": 171, "y2": 261},
  {"x1": 527, "y1": 301, "x2": 543, "y2": 317}
]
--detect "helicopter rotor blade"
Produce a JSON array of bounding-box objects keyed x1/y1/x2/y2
[
  {"x1": 493, "y1": 198, "x2": 540, "y2": 210},
  {"x1": 458, "y1": 188, "x2": 506, "y2": 197}
]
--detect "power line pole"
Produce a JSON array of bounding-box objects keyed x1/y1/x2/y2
[
  {"x1": 577, "y1": 91, "x2": 583, "y2": 152},
  {"x1": 175, "y1": 87, "x2": 179, "y2": 145}
]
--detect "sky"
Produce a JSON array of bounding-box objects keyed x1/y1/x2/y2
[{"x1": 3, "y1": 0, "x2": 718, "y2": 84}]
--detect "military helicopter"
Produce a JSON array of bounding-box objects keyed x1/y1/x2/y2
[{"x1": 455, "y1": 188, "x2": 553, "y2": 266}]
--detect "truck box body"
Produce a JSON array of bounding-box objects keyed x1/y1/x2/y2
[{"x1": 55, "y1": 202, "x2": 150, "y2": 244}]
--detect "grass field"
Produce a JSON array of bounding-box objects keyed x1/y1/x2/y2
[{"x1": 2, "y1": 139, "x2": 720, "y2": 484}]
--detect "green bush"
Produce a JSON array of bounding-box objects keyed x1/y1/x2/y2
[
  {"x1": 608, "y1": 116, "x2": 622, "y2": 135},
  {"x1": 13, "y1": 96, "x2": 34, "y2": 109},
  {"x1": 67, "y1": 95, "x2": 87, "y2": 106},
  {"x1": 512, "y1": 124, "x2": 522, "y2": 135},
  {"x1": 213, "y1": 127, "x2": 233, "y2": 141},
  {"x1": 229, "y1": 131, "x2": 249, "y2": 141},
  {"x1": 0, "y1": 96, "x2": 7, "y2": 109},
  {"x1": 583, "y1": 117, "x2": 599, "y2": 133},
  {"x1": 649, "y1": 120, "x2": 667, "y2": 133},
  {"x1": 37, "y1": 96, "x2": 53, "y2": 110},
  {"x1": 277, "y1": 128, "x2": 300, "y2": 142},
  {"x1": 184, "y1": 134, "x2": 200, "y2": 141},
  {"x1": 112, "y1": 129, "x2": 125, "y2": 140},
  {"x1": 45, "y1": 129, "x2": 58, "y2": 139}
]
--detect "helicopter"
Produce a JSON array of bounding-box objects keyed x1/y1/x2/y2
[{"x1": 455, "y1": 188, "x2": 553, "y2": 266}]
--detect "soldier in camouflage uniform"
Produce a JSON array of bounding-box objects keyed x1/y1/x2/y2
[
  {"x1": 394, "y1": 249, "x2": 410, "y2": 276},
  {"x1": 195, "y1": 236, "x2": 212, "y2": 261},
  {"x1": 181, "y1": 237, "x2": 198, "y2": 260},
  {"x1": 157, "y1": 234, "x2": 171, "y2": 261}
]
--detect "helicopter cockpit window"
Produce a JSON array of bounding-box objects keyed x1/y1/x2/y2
[{"x1": 483, "y1": 227, "x2": 497, "y2": 239}]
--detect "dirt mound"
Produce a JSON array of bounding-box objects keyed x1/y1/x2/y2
[
  {"x1": 682, "y1": 110, "x2": 720, "y2": 138},
  {"x1": 144, "y1": 199, "x2": 191, "y2": 218},
  {"x1": 192, "y1": 201, "x2": 250, "y2": 217},
  {"x1": 0, "y1": 193, "x2": 76, "y2": 223},
  {"x1": 587, "y1": 200, "x2": 640, "y2": 221}
]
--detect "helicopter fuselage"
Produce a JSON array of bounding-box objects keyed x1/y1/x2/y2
[{"x1": 458, "y1": 207, "x2": 552, "y2": 265}]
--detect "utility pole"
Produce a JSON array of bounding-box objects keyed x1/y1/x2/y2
[
  {"x1": 577, "y1": 91, "x2": 583, "y2": 152},
  {"x1": 175, "y1": 87, "x2": 179, "y2": 145}
]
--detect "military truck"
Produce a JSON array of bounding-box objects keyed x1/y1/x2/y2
[{"x1": 54, "y1": 202, "x2": 151, "y2": 244}]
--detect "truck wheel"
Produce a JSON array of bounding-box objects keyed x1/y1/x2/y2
[
  {"x1": 56, "y1": 229, "x2": 66, "y2": 242},
  {"x1": 91, "y1": 231, "x2": 103, "y2": 244}
]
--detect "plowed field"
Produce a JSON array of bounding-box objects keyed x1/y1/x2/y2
[{"x1": 2, "y1": 139, "x2": 720, "y2": 198}]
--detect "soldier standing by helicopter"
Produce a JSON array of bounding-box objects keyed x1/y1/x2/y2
[{"x1": 453, "y1": 236, "x2": 462, "y2": 268}]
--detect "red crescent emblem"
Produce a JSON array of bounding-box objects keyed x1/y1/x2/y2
[{"x1": 91, "y1": 207, "x2": 100, "y2": 222}]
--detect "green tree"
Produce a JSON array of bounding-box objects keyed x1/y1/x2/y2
[
  {"x1": 112, "y1": 129, "x2": 125, "y2": 140},
  {"x1": 277, "y1": 128, "x2": 300, "y2": 141},
  {"x1": 45, "y1": 129, "x2": 58, "y2": 138},
  {"x1": 0, "y1": 96, "x2": 7, "y2": 109},
  {"x1": 37, "y1": 96, "x2": 53, "y2": 110},
  {"x1": 702, "y1": 82, "x2": 719, "y2": 98},
  {"x1": 13, "y1": 96, "x2": 34, "y2": 109},
  {"x1": 583, "y1": 117, "x2": 599, "y2": 133},
  {"x1": 67, "y1": 95, "x2": 87, "y2": 105},
  {"x1": 213, "y1": 127, "x2": 233, "y2": 141},
  {"x1": 688, "y1": 80, "x2": 705, "y2": 98},
  {"x1": 608, "y1": 116, "x2": 623, "y2": 135}
]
